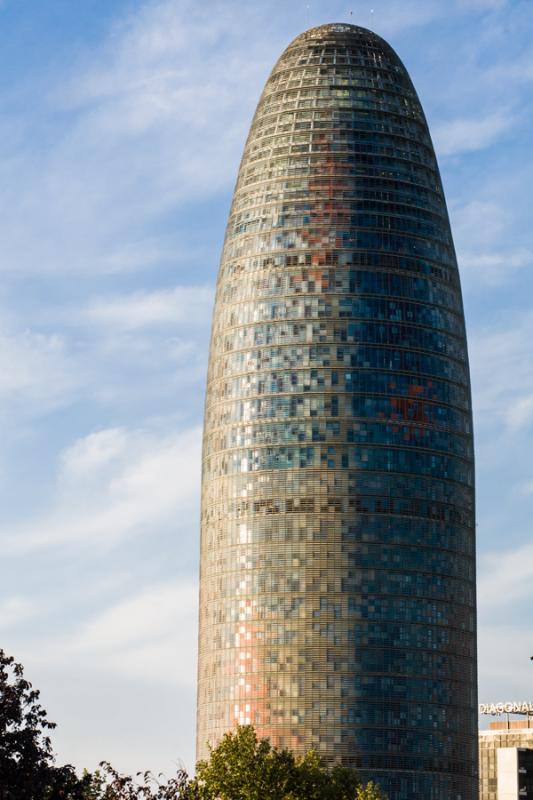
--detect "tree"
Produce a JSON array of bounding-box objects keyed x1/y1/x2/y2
[
  {"x1": 355, "y1": 783, "x2": 387, "y2": 800},
  {"x1": 0, "y1": 647, "x2": 75, "y2": 799},
  {"x1": 195, "y1": 725, "x2": 385, "y2": 800},
  {"x1": 81, "y1": 730, "x2": 386, "y2": 800},
  {"x1": 195, "y1": 725, "x2": 297, "y2": 800},
  {"x1": 289, "y1": 748, "x2": 361, "y2": 800}
]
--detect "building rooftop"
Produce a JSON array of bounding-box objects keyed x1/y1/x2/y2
[{"x1": 480, "y1": 720, "x2": 533, "y2": 734}]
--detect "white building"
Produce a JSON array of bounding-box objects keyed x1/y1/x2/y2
[{"x1": 479, "y1": 721, "x2": 533, "y2": 799}]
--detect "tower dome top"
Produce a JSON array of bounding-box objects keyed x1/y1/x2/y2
[
  {"x1": 288, "y1": 22, "x2": 389, "y2": 48},
  {"x1": 280, "y1": 22, "x2": 405, "y2": 72}
]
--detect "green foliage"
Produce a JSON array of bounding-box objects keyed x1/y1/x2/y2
[
  {"x1": 355, "y1": 782, "x2": 387, "y2": 800},
  {"x1": 195, "y1": 725, "x2": 295, "y2": 800},
  {"x1": 195, "y1": 725, "x2": 382, "y2": 800},
  {"x1": 289, "y1": 748, "x2": 361, "y2": 800}
]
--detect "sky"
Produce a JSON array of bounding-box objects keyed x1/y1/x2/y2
[{"x1": 0, "y1": 0, "x2": 532, "y2": 779}]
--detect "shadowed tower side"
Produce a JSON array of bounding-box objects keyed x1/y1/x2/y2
[{"x1": 197, "y1": 23, "x2": 477, "y2": 800}]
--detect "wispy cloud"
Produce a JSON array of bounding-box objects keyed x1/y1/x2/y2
[
  {"x1": 83, "y1": 285, "x2": 213, "y2": 330},
  {"x1": 452, "y1": 200, "x2": 507, "y2": 248},
  {"x1": 58, "y1": 580, "x2": 198, "y2": 686},
  {"x1": 433, "y1": 112, "x2": 514, "y2": 157},
  {"x1": 458, "y1": 248, "x2": 531, "y2": 286},
  {"x1": 0, "y1": 1, "x2": 270, "y2": 277},
  {"x1": 470, "y1": 311, "x2": 533, "y2": 432},
  {"x1": 506, "y1": 395, "x2": 533, "y2": 432},
  {"x1": 520, "y1": 479, "x2": 533, "y2": 497},
  {"x1": 449, "y1": 199, "x2": 532, "y2": 287},
  {"x1": 0, "y1": 327, "x2": 84, "y2": 421},
  {"x1": 11, "y1": 577, "x2": 199, "y2": 774},
  {"x1": 363, "y1": 1, "x2": 445, "y2": 35},
  {"x1": 478, "y1": 624, "x2": 533, "y2": 700},
  {"x1": 478, "y1": 541, "x2": 533, "y2": 610},
  {"x1": 59, "y1": 428, "x2": 130, "y2": 481},
  {"x1": 456, "y1": 0, "x2": 507, "y2": 10},
  {"x1": 487, "y1": 54, "x2": 533, "y2": 85},
  {"x1": 0, "y1": 424, "x2": 202, "y2": 556},
  {"x1": 0, "y1": 596, "x2": 35, "y2": 629}
]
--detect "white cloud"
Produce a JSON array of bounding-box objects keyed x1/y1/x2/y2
[
  {"x1": 60, "y1": 428, "x2": 129, "y2": 480},
  {"x1": 470, "y1": 312, "x2": 533, "y2": 432},
  {"x1": 27, "y1": 579, "x2": 198, "y2": 687},
  {"x1": 433, "y1": 112, "x2": 513, "y2": 157},
  {"x1": 452, "y1": 200, "x2": 507, "y2": 247},
  {"x1": 364, "y1": 0, "x2": 445, "y2": 36},
  {"x1": 458, "y1": 248, "x2": 531, "y2": 286},
  {"x1": 0, "y1": 328, "x2": 83, "y2": 419},
  {"x1": 478, "y1": 624, "x2": 533, "y2": 701},
  {"x1": 0, "y1": 0, "x2": 270, "y2": 277},
  {"x1": 0, "y1": 297, "x2": 208, "y2": 436},
  {"x1": 450, "y1": 200, "x2": 531, "y2": 286},
  {"x1": 478, "y1": 541, "x2": 533, "y2": 610},
  {"x1": 492, "y1": 59, "x2": 533, "y2": 84},
  {"x1": 83, "y1": 285, "x2": 213, "y2": 330},
  {"x1": 0, "y1": 596, "x2": 34, "y2": 629},
  {"x1": 67, "y1": 580, "x2": 198, "y2": 686},
  {"x1": 456, "y1": 0, "x2": 507, "y2": 10},
  {"x1": 96, "y1": 237, "x2": 198, "y2": 274},
  {"x1": 0, "y1": 423, "x2": 202, "y2": 556},
  {"x1": 506, "y1": 395, "x2": 533, "y2": 432},
  {"x1": 13, "y1": 578, "x2": 199, "y2": 776}
]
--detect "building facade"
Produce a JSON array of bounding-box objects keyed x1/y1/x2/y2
[
  {"x1": 197, "y1": 23, "x2": 477, "y2": 800},
  {"x1": 479, "y1": 721, "x2": 533, "y2": 799}
]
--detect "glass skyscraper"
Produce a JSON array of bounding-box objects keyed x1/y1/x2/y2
[{"x1": 197, "y1": 23, "x2": 477, "y2": 800}]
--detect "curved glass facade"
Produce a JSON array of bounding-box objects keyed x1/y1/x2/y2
[{"x1": 197, "y1": 24, "x2": 477, "y2": 800}]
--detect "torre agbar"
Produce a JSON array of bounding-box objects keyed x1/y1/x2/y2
[{"x1": 197, "y1": 23, "x2": 477, "y2": 800}]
